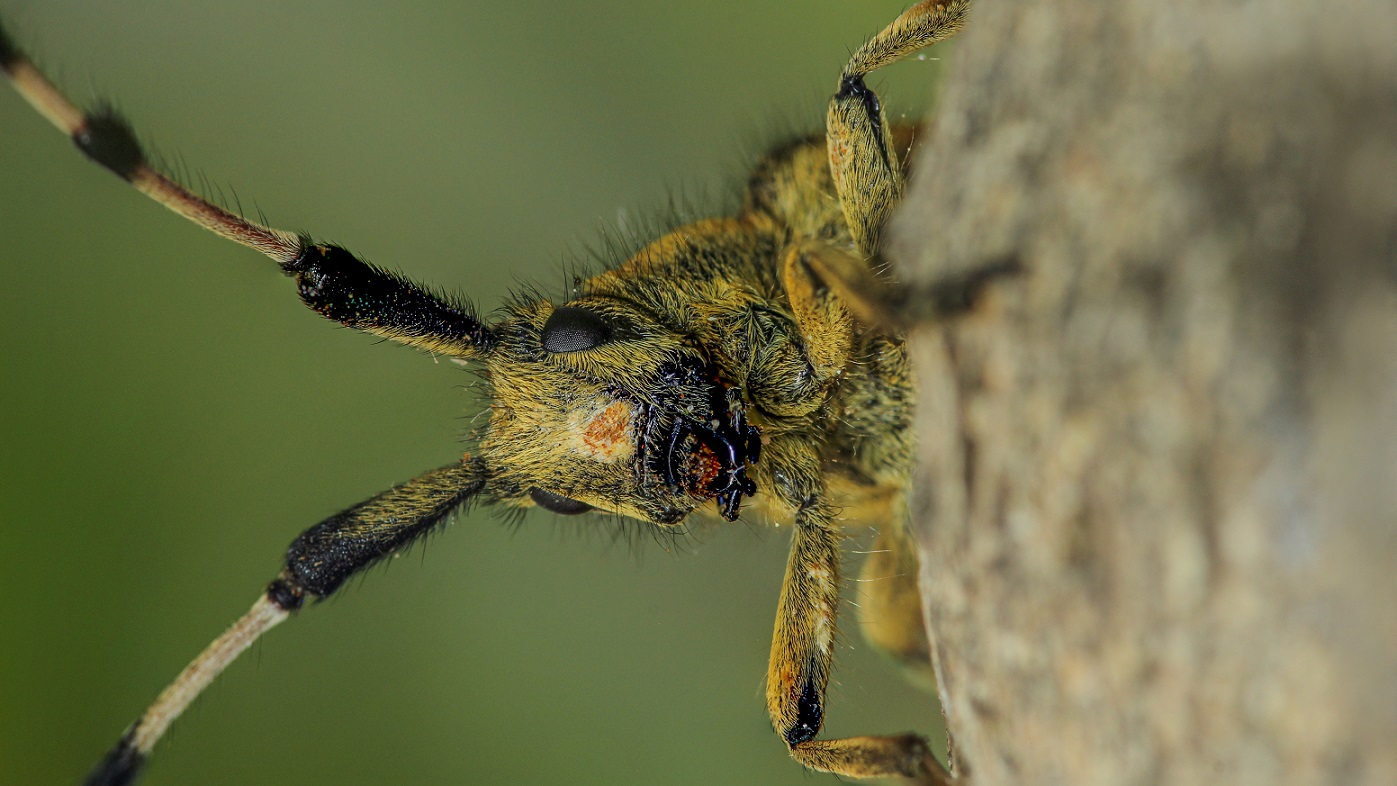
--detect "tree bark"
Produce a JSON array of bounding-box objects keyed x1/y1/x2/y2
[{"x1": 889, "y1": 2, "x2": 1397, "y2": 785}]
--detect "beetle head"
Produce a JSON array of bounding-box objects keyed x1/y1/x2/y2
[{"x1": 476, "y1": 296, "x2": 759, "y2": 525}]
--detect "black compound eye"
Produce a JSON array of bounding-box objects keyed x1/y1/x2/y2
[
  {"x1": 529, "y1": 488, "x2": 593, "y2": 515},
  {"x1": 541, "y1": 306, "x2": 611, "y2": 353}
]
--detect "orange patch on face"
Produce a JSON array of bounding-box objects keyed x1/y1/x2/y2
[
  {"x1": 683, "y1": 442, "x2": 720, "y2": 493},
  {"x1": 575, "y1": 400, "x2": 635, "y2": 462}
]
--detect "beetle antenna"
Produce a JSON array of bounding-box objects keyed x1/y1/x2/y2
[
  {"x1": 86, "y1": 597, "x2": 289, "y2": 786},
  {"x1": 1, "y1": 22, "x2": 496, "y2": 359}
]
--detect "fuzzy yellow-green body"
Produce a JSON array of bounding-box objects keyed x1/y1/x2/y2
[{"x1": 484, "y1": 132, "x2": 916, "y2": 526}]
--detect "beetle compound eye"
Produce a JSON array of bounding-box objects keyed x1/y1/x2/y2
[
  {"x1": 529, "y1": 488, "x2": 593, "y2": 515},
  {"x1": 541, "y1": 306, "x2": 611, "y2": 353}
]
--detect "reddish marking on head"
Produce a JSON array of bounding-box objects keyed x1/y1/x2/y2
[
  {"x1": 582, "y1": 401, "x2": 632, "y2": 458},
  {"x1": 682, "y1": 442, "x2": 721, "y2": 495}
]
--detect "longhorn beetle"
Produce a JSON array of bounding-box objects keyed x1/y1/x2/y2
[{"x1": 0, "y1": 2, "x2": 973, "y2": 784}]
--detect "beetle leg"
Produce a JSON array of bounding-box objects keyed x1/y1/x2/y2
[
  {"x1": 761, "y1": 443, "x2": 952, "y2": 784},
  {"x1": 827, "y1": 0, "x2": 971, "y2": 256},
  {"x1": 780, "y1": 241, "x2": 858, "y2": 378},
  {"x1": 765, "y1": 498, "x2": 952, "y2": 784}
]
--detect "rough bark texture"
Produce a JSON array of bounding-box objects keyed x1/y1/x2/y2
[{"x1": 887, "y1": 2, "x2": 1397, "y2": 785}]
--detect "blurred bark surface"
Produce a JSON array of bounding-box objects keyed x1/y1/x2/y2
[{"x1": 887, "y1": 1, "x2": 1397, "y2": 784}]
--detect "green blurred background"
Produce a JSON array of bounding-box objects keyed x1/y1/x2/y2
[{"x1": 0, "y1": 2, "x2": 949, "y2": 784}]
